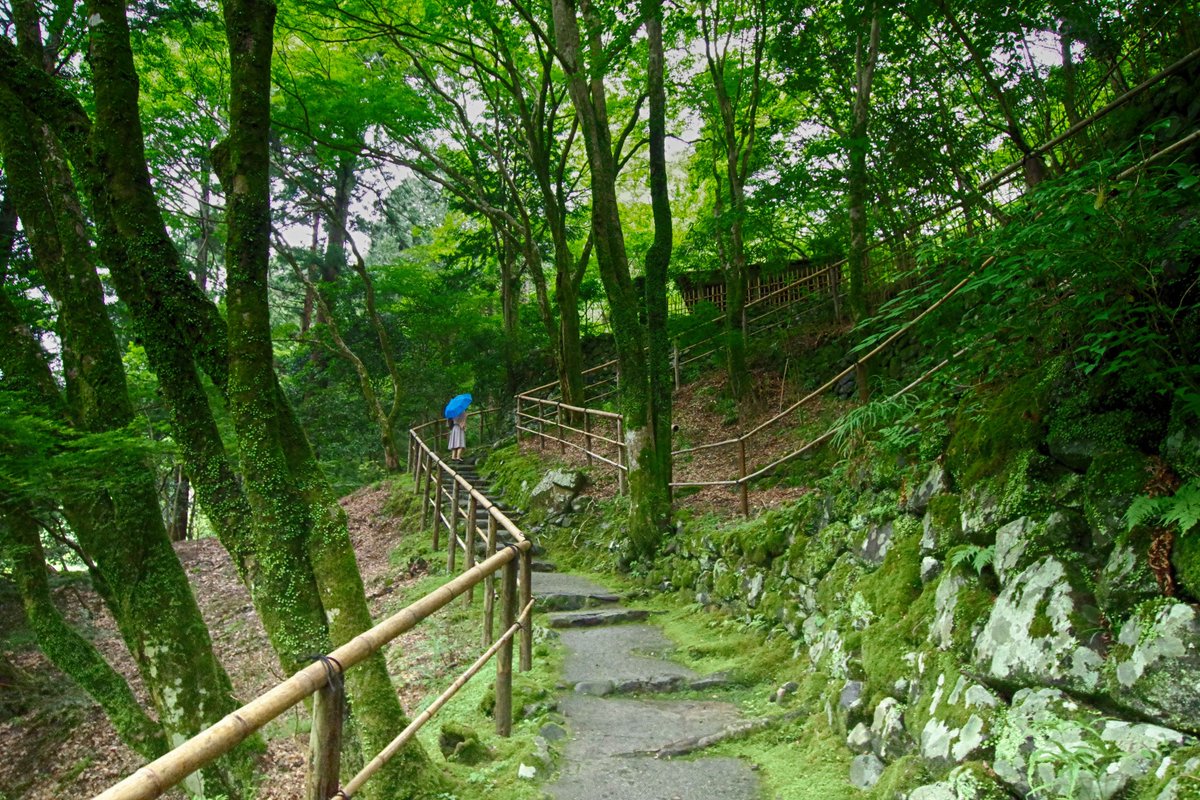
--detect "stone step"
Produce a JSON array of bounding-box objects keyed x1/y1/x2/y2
[
  {"x1": 531, "y1": 560, "x2": 557, "y2": 573},
  {"x1": 539, "y1": 591, "x2": 622, "y2": 611},
  {"x1": 546, "y1": 608, "x2": 650, "y2": 628}
]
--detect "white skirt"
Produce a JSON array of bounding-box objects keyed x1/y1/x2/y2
[{"x1": 449, "y1": 424, "x2": 466, "y2": 450}]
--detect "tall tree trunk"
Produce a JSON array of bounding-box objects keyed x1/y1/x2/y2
[
  {"x1": 700, "y1": 0, "x2": 764, "y2": 399},
  {"x1": 218, "y1": 0, "x2": 439, "y2": 794},
  {"x1": 847, "y1": 6, "x2": 880, "y2": 321},
  {"x1": 642, "y1": 0, "x2": 674, "y2": 539},
  {"x1": 549, "y1": 0, "x2": 671, "y2": 557}
]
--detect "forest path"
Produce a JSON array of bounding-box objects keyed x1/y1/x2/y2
[{"x1": 536, "y1": 572, "x2": 760, "y2": 800}]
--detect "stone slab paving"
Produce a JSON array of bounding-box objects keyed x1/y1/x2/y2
[{"x1": 541, "y1": 576, "x2": 759, "y2": 800}]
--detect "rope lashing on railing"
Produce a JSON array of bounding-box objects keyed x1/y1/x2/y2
[{"x1": 303, "y1": 654, "x2": 345, "y2": 692}]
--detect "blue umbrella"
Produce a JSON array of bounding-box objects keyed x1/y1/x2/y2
[{"x1": 444, "y1": 393, "x2": 473, "y2": 419}]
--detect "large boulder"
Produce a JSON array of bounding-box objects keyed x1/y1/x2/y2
[
  {"x1": 1107, "y1": 600, "x2": 1200, "y2": 735},
  {"x1": 973, "y1": 557, "x2": 1106, "y2": 694},
  {"x1": 528, "y1": 468, "x2": 588, "y2": 516}
]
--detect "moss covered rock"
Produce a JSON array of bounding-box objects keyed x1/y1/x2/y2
[
  {"x1": 991, "y1": 687, "x2": 1186, "y2": 799},
  {"x1": 922, "y1": 494, "x2": 965, "y2": 556},
  {"x1": 993, "y1": 510, "x2": 1089, "y2": 587},
  {"x1": 972, "y1": 556, "x2": 1106, "y2": 694},
  {"x1": 438, "y1": 721, "x2": 491, "y2": 764},
  {"x1": 1162, "y1": 394, "x2": 1200, "y2": 482},
  {"x1": 1174, "y1": 532, "x2": 1200, "y2": 603},
  {"x1": 1107, "y1": 600, "x2": 1200, "y2": 735},
  {"x1": 1095, "y1": 527, "x2": 1161, "y2": 621}
]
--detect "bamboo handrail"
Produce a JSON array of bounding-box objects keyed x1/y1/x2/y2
[
  {"x1": 92, "y1": 538, "x2": 530, "y2": 800},
  {"x1": 672, "y1": 437, "x2": 741, "y2": 456},
  {"x1": 978, "y1": 45, "x2": 1200, "y2": 192},
  {"x1": 339, "y1": 599, "x2": 536, "y2": 797},
  {"x1": 739, "y1": 348, "x2": 967, "y2": 483},
  {"x1": 516, "y1": 396, "x2": 622, "y2": 420}
]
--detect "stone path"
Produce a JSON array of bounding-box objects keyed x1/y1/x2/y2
[{"x1": 534, "y1": 572, "x2": 760, "y2": 800}]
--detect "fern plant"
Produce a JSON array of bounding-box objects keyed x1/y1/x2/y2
[
  {"x1": 947, "y1": 543, "x2": 995, "y2": 576},
  {"x1": 1125, "y1": 480, "x2": 1200, "y2": 537}
]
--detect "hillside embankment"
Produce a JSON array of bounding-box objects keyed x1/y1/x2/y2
[{"x1": 493, "y1": 334, "x2": 1200, "y2": 799}]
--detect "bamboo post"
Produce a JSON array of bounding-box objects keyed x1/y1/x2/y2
[
  {"x1": 557, "y1": 402, "x2": 565, "y2": 453},
  {"x1": 432, "y1": 465, "x2": 442, "y2": 550},
  {"x1": 538, "y1": 401, "x2": 545, "y2": 450},
  {"x1": 739, "y1": 439, "x2": 749, "y2": 518},
  {"x1": 583, "y1": 413, "x2": 593, "y2": 465},
  {"x1": 420, "y1": 453, "x2": 432, "y2": 530},
  {"x1": 519, "y1": 548, "x2": 532, "y2": 672},
  {"x1": 305, "y1": 673, "x2": 344, "y2": 800},
  {"x1": 516, "y1": 396, "x2": 522, "y2": 444},
  {"x1": 448, "y1": 479, "x2": 459, "y2": 573},
  {"x1": 413, "y1": 445, "x2": 423, "y2": 495},
  {"x1": 478, "y1": 409, "x2": 484, "y2": 444},
  {"x1": 483, "y1": 515, "x2": 497, "y2": 646},
  {"x1": 856, "y1": 360, "x2": 870, "y2": 403},
  {"x1": 464, "y1": 495, "x2": 477, "y2": 606},
  {"x1": 408, "y1": 435, "x2": 415, "y2": 482},
  {"x1": 616, "y1": 417, "x2": 626, "y2": 494},
  {"x1": 495, "y1": 559, "x2": 516, "y2": 737}
]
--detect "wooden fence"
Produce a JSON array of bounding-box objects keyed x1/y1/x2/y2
[{"x1": 93, "y1": 408, "x2": 535, "y2": 800}]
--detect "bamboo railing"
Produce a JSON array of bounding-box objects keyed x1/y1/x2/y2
[{"x1": 93, "y1": 408, "x2": 535, "y2": 800}]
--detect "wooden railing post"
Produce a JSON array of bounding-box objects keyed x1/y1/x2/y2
[
  {"x1": 516, "y1": 396, "x2": 522, "y2": 444},
  {"x1": 538, "y1": 401, "x2": 545, "y2": 450},
  {"x1": 495, "y1": 557, "x2": 517, "y2": 737},
  {"x1": 483, "y1": 515, "x2": 497, "y2": 646},
  {"x1": 448, "y1": 478, "x2": 459, "y2": 573},
  {"x1": 464, "y1": 494, "x2": 477, "y2": 606},
  {"x1": 478, "y1": 409, "x2": 484, "y2": 443},
  {"x1": 739, "y1": 439, "x2": 749, "y2": 518},
  {"x1": 519, "y1": 548, "x2": 532, "y2": 672},
  {"x1": 856, "y1": 359, "x2": 870, "y2": 403},
  {"x1": 583, "y1": 413, "x2": 593, "y2": 465},
  {"x1": 306, "y1": 669, "x2": 344, "y2": 800}
]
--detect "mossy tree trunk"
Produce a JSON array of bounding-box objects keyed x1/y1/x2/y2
[
  {"x1": 0, "y1": 68, "x2": 255, "y2": 796},
  {"x1": 549, "y1": 0, "x2": 673, "y2": 558},
  {"x1": 0, "y1": 503, "x2": 167, "y2": 760},
  {"x1": 2, "y1": 4, "x2": 439, "y2": 795},
  {"x1": 847, "y1": 4, "x2": 880, "y2": 322},
  {"x1": 219, "y1": 0, "x2": 439, "y2": 794}
]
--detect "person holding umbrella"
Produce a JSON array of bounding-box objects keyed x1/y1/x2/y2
[{"x1": 444, "y1": 393, "x2": 472, "y2": 462}]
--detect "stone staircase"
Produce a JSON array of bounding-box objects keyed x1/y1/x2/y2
[{"x1": 439, "y1": 455, "x2": 760, "y2": 798}]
